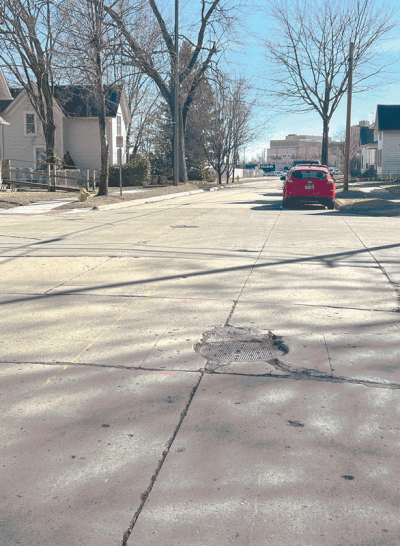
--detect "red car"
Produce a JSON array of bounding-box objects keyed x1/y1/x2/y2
[{"x1": 281, "y1": 165, "x2": 336, "y2": 210}]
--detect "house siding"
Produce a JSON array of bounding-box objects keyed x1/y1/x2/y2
[
  {"x1": 2, "y1": 93, "x2": 63, "y2": 168},
  {"x1": 63, "y1": 117, "x2": 113, "y2": 169},
  {"x1": 381, "y1": 131, "x2": 400, "y2": 175},
  {"x1": 64, "y1": 113, "x2": 126, "y2": 169}
]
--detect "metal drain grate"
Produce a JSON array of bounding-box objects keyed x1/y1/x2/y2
[{"x1": 200, "y1": 342, "x2": 276, "y2": 362}]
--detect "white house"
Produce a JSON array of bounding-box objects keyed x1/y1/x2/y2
[
  {"x1": 374, "y1": 105, "x2": 400, "y2": 177},
  {"x1": 0, "y1": 70, "x2": 131, "y2": 171}
]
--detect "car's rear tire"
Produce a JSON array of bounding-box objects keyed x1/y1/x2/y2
[
  {"x1": 326, "y1": 200, "x2": 335, "y2": 210},
  {"x1": 282, "y1": 198, "x2": 290, "y2": 209}
]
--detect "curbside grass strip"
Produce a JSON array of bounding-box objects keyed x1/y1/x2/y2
[
  {"x1": 68, "y1": 180, "x2": 260, "y2": 213},
  {"x1": 87, "y1": 190, "x2": 206, "y2": 211}
]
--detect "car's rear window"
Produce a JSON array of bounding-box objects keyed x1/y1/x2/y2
[{"x1": 292, "y1": 170, "x2": 328, "y2": 180}]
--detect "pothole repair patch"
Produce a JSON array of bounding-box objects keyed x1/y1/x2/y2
[{"x1": 194, "y1": 325, "x2": 288, "y2": 373}]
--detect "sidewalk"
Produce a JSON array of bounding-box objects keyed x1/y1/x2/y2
[
  {"x1": 335, "y1": 179, "x2": 400, "y2": 216},
  {"x1": 0, "y1": 179, "x2": 255, "y2": 214}
]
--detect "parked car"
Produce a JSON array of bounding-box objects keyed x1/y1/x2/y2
[
  {"x1": 273, "y1": 170, "x2": 286, "y2": 177},
  {"x1": 281, "y1": 165, "x2": 336, "y2": 209},
  {"x1": 292, "y1": 159, "x2": 321, "y2": 167}
]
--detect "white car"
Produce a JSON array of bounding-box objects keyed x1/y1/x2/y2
[{"x1": 273, "y1": 170, "x2": 286, "y2": 177}]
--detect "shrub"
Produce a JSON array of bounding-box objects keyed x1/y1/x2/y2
[
  {"x1": 188, "y1": 163, "x2": 216, "y2": 182},
  {"x1": 148, "y1": 152, "x2": 172, "y2": 184},
  {"x1": 108, "y1": 156, "x2": 150, "y2": 187}
]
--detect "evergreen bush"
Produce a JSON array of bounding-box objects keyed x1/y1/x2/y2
[{"x1": 108, "y1": 156, "x2": 150, "y2": 187}]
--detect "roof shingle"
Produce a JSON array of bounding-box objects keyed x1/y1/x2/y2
[{"x1": 377, "y1": 105, "x2": 400, "y2": 131}]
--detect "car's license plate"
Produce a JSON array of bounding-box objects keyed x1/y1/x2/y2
[{"x1": 305, "y1": 183, "x2": 314, "y2": 189}]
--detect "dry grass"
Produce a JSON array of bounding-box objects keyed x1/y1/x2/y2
[
  {"x1": 335, "y1": 181, "x2": 400, "y2": 216},
  {"x1": 0, "y1": 182, "x2": 208, "y2": 210},
  {"x1": 0, "y1": 190, "x2": 67, "y2": 209}
]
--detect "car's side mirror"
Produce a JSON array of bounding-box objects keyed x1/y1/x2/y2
[{"x1": 280, "y1": 176, "x2": 286, "y2": 181}]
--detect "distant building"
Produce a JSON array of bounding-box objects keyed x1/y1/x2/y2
[
  {"x1": 267, "y1": 134, "x2": 322, "y2": 170},
  {"x1": 360, "y1": 125, "x2": 377, "y2": 174},
  {"x1": 267, "y1": 122, "x2": 370, "y2": 171}
]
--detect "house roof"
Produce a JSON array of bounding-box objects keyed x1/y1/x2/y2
[
  {"x1": 0, "y1": 89, "x2": 21, "y2": 114},
  {"x1": 54, "y1": 85, "x2": 124, "y2": 118},
  {"x1": 376, "y1": 105, "x2": 400, "y2": 131},
  {"x1": 360, "y1": 125, "x2": 376, "y2": 145},
  {"x1": 0, "y1": 84, "x2": 131, "y2": 123},
  {"x1": 0, "y1": 100, "x2": 12, "y2": 114},
  {"x1": 0, "y1": 69, "x2": 12, "y2": 100}
]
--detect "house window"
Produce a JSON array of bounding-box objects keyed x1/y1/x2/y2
[
  {"x1": 25, "y1": 113, "x2": 36, "y2": 135},
  {"x1": 117, "y1": 115, "x2": 122, "y2": 137}
]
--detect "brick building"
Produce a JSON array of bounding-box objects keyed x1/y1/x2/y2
[{"x1": 267, "y1": 122, "x2": 370, "y2": 171}]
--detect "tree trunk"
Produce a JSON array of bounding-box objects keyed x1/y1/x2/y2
[
  {"x1": 42, "y1": 75, "x2": 56, "y2": 166},
  {"x1": 171, "y1": 103, "x2": 188, "y2": 184},
  {"x1": 321, "y1": 117, "x2": 329, "y2": 166},
  {"x1": 97, "y1": 105, "x2": 109, "y2": 196},
  {"x1": 94, "y1": 34, "x2": 109, "y2": 196},
  {"x1": 179, "y1": 108, "x2": 188, "y2": 183},
  {"x1": 217, "y1": 165, "x2": 223, "y2": 184}
]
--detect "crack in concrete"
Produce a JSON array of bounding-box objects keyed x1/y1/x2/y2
[
  {"x1": 120, "y1": 371, "x2": 204, "y2": 546},
  {"x1": 292, "y1": 302, "x2": 400, "y2": 314},
  {"x1": 43, "y1": 256, "x2": 115, "y2": 295},
  {"x1": 0, "y1": 360, "x2": 204, "y2": 376},
  {"x1": 4, "y1": 359, "x2": 400, "y2": 391},
  {"x1": 207, "y1": 358, "x2": 400, "y2": 389},
  {"x1": 224, "y1": 300, "x2": 238, "y2": 326},
  {"x1": 323, "y1": 333, "x2": 334, "y2": 375}
]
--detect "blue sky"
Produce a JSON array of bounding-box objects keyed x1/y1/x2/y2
[
  {"x1": 239, "y1": 1, "x2": 400, "y2": 158},
  {"x1": 172, "y1": 0, "x2": 399, "y2": 158}
]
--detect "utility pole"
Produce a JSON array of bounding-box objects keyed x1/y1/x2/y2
[
  {"x1": 173, "y1": 0, "x2": 179, "y2": 186},
  {"x1": 343, "y1": 41, "x2": 354, "y2": 191}
]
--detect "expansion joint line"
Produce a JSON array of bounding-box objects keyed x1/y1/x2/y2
[
  {"x1": 341, "y1": 217, "x2": 400, "y2": 311},
  {"x1": 226, "y1": 213, "x2": 281, "y2": 326},
  {"x1": 121, "y1": 371, "x2": 204, "y2": 546}
]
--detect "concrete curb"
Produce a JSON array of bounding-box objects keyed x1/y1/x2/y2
[{"x1": 334, "y1": 197, "x2": 400, "y2": 216}]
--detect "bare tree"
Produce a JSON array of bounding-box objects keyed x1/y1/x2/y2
[
  {"x1": 125, "y1": 72, "x2": 161, "y2": 158},
  {"x1": 206, "y1": 73, "x2": 257, "y2": 184},
  {"x1": 262, "y1": 0, "x2": 397, "y2": 165},
  {"x1": 57, "y1": 0, "x2": 125, "y2": 195},
  {"x1": 0, "y1": 0, "x2": 60, "y2": 165},
  {"x1": 333, "y1": 126, "x2": 363, "y2": 170},
  {"x1": 105, "y1": 0, "x2": 246, "y2": 182}
]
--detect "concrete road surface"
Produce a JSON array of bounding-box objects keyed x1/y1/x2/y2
[{"x1": 1, "y1": 180, "x2": 400, "y2": 546}]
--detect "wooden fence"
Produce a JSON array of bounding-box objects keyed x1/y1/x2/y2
[{"x1": 0, "y1": 159, "x2": 98, "y2": 192}]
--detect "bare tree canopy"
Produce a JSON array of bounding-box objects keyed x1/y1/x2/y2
[
  {"x1": 57, "y1": 0, "x2": 121, "y2": 195},
  {"x1": 206, "y1": 72, "x2": 258, "y2": 184},
  {"x1": 104, "y1": 0, "x2": 247, "y2": 182},
  {"x1": 0, "y1": 0, "x2": 59, "y2": 164},
  {"x1": 262, "y1": 0, "x2": 397, "y2": 165}
]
